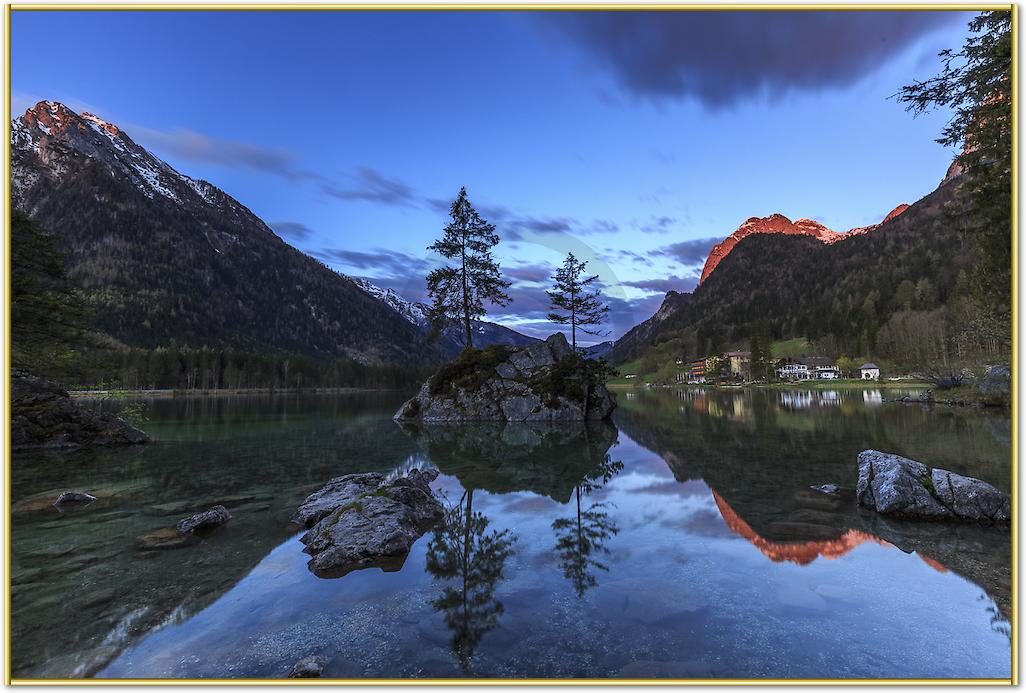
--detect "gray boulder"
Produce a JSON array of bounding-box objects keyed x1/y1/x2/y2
[
  {"x1": 394, "y1": 333, "x2": 616, "y2": 423},
  {"x1": 979, "y1": 364, "x2": 1011, "y2": 396},
  {"x1": 292, "y1": 469, "x2": 443, "y2": 578},
  {"x1": 288, "y1": 655, "x2": 326, "y2": 678},
  {"x1": 856, "y1": 450, "x2": 1009, "y2": 524},
  {"x1": 176, "y1": 505, "x2": 231, "y2": 535},
  {"x1": 12, "y1": 371, "x2": 149, "y2": 450}
]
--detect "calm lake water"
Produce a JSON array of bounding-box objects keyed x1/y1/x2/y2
[{"x1": 10, "y1": 387, "x2": 1012, "y2": 680}]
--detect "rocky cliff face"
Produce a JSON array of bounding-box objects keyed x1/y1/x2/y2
[
  {"x1": 394, "y1": 333, "x2": 616, "y2": 423},
  {"x1": 698, "y1": 205, "x2": 909, "y2": 285}
]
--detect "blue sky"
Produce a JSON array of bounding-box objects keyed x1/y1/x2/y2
[{"x1": 11, "y1": 9, "x2": 974, "y2": 343}]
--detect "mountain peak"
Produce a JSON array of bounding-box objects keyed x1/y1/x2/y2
[{"x1": 699, "y1": 205, "x2": 907, "y2": 285}]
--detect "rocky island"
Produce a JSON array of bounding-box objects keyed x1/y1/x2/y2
[{"x1": 394, "y1": 333, "x2": 616, "y2": 423}]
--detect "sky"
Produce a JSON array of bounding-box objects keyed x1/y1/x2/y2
[{"x1": 11, "y1": 9, "x2": 976, "y2": 344}]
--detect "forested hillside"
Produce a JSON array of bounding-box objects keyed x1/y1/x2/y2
[
  {"x1": 11, "y1": 101, "x2": 442, "y2": 370},
  {"x1": 612, "y1": 175, "x2": 1006, "y2": 369}
]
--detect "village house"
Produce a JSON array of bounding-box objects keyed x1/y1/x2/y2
[
  {"x1": 724, "y1": 351, "x2": 751, "y2": 380},
  {"x1": 776, "y1": 360, "x2": 811, "y2": 381},
  {"x1": 688, "y1": 358, "x2": 707, "y2": 384},
  {"x1": 859, "y1": 363, "x2": 881, "y2": 380}
]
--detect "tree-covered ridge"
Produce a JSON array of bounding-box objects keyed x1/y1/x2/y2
[
  {"x1": 613, "y1": 175, "x2": 1004, "y2": 369},
  {"x1": 12, "y1": 101, "x2": 443, "y2": 367}
]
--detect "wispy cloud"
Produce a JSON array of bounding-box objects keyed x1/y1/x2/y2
[
  {"x1": 270, "y1": 221, "x2": 315, "y2": 242},
  {"x1": 322, "y1": 167, "x2": 418, "y2": 206},
  {"x1": 621, "y1": 274, "x2": 697, "y2": 294},
  {"x1": 131, "y1": 125, "x2": 319, "y2": 182}
]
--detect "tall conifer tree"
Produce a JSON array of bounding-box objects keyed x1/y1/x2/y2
[
  {"x1": 547, "y1": 252, "x2": 609, "y2": 350},
  {"x1": 425, "y1": 187, "x2": 511, "y2": 349}
]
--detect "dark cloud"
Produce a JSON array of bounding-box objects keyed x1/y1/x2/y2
[
  {"x1": 543, "y1": 11, "x2": 964, "y2": 107},
  {"x1": 323, "y1": 167, "x2": 417, "y2": 206},
  {"x1": 506, "y1": 263, "x2": 555, "y2": 283},
  {"x1": 621, "y1": 275, "x2": 698, "y2": 294},
  {"x1": 654, "y1": 236, "x2": 721, "y2": 266},
  {"x1": 270, "y1": 221, "x2": 314, "y2": 242}
]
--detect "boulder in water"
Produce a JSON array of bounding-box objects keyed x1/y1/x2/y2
[
  {"x1": 12, "y1": 371, "x2": 148, "y2": 450},
  {"x1": 292, "y1": 469, "x2": 443, "y2": 578},
  {"x1": 176, "y1": 505, "x2": 231, "y2": 535},
  {"x1": 856, "y1": 450, "x2": 1009, "y2": 524},
  {"x1": 54, "y1": 491, "x2": 97, "y2": 507},
  {"x1": 288, "y1": 655, "x2": 326, "y2": 678}
]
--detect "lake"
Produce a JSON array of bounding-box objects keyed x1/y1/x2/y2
[{"x1": 9, "y1": 387, "x2": 1012, "y2": 680}]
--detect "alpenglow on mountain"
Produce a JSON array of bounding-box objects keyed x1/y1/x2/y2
[{"x1": 10, "y1": 101, "x2": 532, "y2": 364}]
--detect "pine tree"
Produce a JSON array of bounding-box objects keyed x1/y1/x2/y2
[
  {"x1": 898, "y1": 11, "x2": 1011, "y2": 317},
  {"x1": 11, "y1": 211, "x2": 93, "y2": 377},
  {"x1": 546, "y1": 252, "x2": 609, "y2": 350},
  {"x1": 425, "y1": 187, "x2": 511, "y2": 349}
]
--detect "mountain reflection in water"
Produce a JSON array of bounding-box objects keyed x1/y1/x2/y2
[{"x1": 9, "y1": 389, "x2": 1011, "y2": 679}]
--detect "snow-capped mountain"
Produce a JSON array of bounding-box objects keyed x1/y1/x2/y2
[
  {"x1": 11, "y1": 100, "x2": 443, "y2": 365},
  {"x1": 346, "y1": 276, "x2": 539, "y2": 352}
]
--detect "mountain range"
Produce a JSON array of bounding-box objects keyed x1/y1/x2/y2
[
  {"x1": 610, "y1": 169, "x2": 968, "y2": 364},
  {"x1": 698, "y1": 205, "x2": 910, "y2": 285},
  {"x1": 11, "y1": 101, "x2": 535, "y2": 365}
]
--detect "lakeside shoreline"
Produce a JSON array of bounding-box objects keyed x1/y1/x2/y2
[
  {"x1": 68, "y1": 386, "x2": 406, "y2": 399},
  {"x1": 607, "y1": 379, "x2": 933, "y2": 390}
]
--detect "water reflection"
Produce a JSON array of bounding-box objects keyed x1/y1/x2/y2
[
  {"x1": 425, "y1": 489, "x2": 516, "y2": 671},
  {"x1": 617, "y1": 388, "x2": 1012, "y2": 621},
  {"x1": 9, "y1": 389, "x2": 1012, "y2": 679},
  {"x1": 552, "y1": 456, "x2": 623, "y2": 598}
]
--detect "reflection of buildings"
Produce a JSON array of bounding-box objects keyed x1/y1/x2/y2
[
  {"x1": 778, "y1": 390, "x2": 813, "y2": 410},
  {"x1": 862, "y1": 390, "x2": 883, "y2": 406}
]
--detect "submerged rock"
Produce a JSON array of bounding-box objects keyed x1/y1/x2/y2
[
  {"x1": 11, "y1": 370, "x2": 149, "y2": 450},
  {"x1": 54, "y1": 491, "x2": 97, "y2": 507},
  {"x1": 292, "y1": 469, "x2": 443, "y2": 578},
  {"x1": 810, "y1": 484, "x2": 842, "y2": 496},
  {"x1": 288, "y1": 655, "x2": 326, "y2": 678},
  {"x1": 176, "y1": 505, "x2": 231, "y2": 535},
  {"x1": 394, "y1": 333, "x2": 616, "y2": 423},
  {"x1": 856, "y1": 450, "x2": 1009, "y2": 524}
]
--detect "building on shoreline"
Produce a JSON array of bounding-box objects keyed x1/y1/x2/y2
[{"x1": 859, "y1": 363, "x2": 881, "y2": 380}]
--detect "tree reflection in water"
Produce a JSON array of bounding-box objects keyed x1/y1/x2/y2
[
  {"x1": 425, "y1": 488, "x2": 516, "y2": 671},
  {"x1": 552, "y1": 455, "x2": 623, "y2": 598}
]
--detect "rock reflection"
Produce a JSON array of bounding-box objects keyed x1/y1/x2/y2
[{"x1": 396, "y1": 420, "x2": 619, "y2": 502}]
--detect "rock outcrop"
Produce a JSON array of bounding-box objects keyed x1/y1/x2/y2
[
  {"x1": 292, "y1": 469, "x2": 443, "y2": 578},
  {"x1": 856, "y1": 450, "x2": 1009, "y2": 524},
  {"x1": 11, "y1": 371, "x2": 149, "y2": 450},
  {"x1": 394, "y1": 333, "x2": 616, "y2": 423}
]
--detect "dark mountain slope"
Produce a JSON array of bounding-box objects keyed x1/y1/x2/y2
[
  {"x1": 11, "y1": 101, "x2": 441, "y2": 365},
  {"x1": 612, "y1": 176, "x2": 971, "y2": 363}
]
